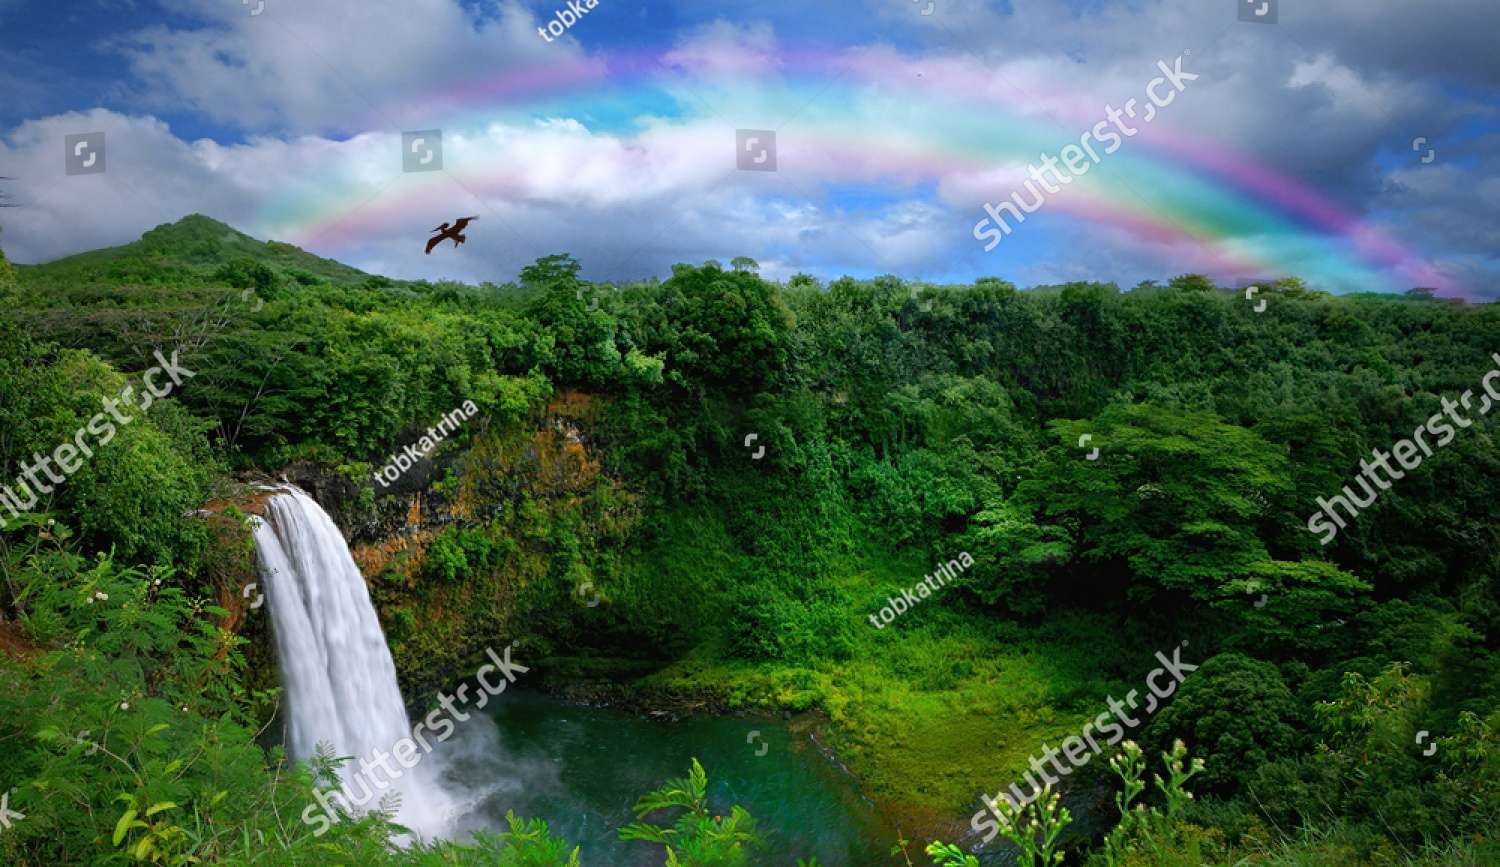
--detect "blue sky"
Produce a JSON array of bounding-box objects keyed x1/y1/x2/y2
[{"x1": 1, "y1": 0, "x2": 1496, "y2": 297}]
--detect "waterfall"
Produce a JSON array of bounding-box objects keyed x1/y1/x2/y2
[{"x1": 251, "y1": 486, "x2": 454, "y2": 840}]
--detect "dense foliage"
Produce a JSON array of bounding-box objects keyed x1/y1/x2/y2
[{"x1": 1, "y1": 216, "x2": 1497, "y2": 864}]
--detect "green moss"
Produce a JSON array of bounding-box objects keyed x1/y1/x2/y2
[{"x1": 632, "y1": 537, "x2": 1127, "y2": 814}]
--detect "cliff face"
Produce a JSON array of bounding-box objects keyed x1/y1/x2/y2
[{"x1": 213, "y1": 389, "x2": 638, "y2": 698}]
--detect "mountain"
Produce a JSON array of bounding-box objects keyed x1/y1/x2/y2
[
  {"x1": 5, "y1": 215, "x2": 380, "y2": 370},
  {"x1": 18, "y1": 214, "x2": 370, "y2": 288}
]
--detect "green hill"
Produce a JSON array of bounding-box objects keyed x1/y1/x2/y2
[
  {"x1": 5, "y1": 214, "x2": 377, "y2": 366},
  {"x1": 17, "y1": 213, "x2": 369, "y2": 291}
]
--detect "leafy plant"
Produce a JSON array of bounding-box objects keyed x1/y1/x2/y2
[
  {"x1": 619, "y1": 758, "x2": 760, "y2": 866},
  {"x1": 983, "y1": 785, "x2": 1072, "y2": 867},
  {"x1": 1096, "y1": 740, "x2": 1204, "y2": 867},
  {"x1": 924, "y1": 840, "x2": 980, "y2": 866}
]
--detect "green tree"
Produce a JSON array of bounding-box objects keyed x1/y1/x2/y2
[
  {"x1": 1145, "y1": 653, "x2": 1301, "y2": 793},
  {"x1": 651, "y1": 263, "x2": 793, "y2": 392},
  {"x1": 1166, "y1": 274, "x2": 1216, "y2": 293},
  {"x1": 520, "y1": 254, "x2": 583, "y2": 287},
  {"x1": 999, "y1": 403, "x2": 1294, "y2": 602}
]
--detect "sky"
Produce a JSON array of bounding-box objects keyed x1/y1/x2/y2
[{"x1": 0, "y1": 0, "x2": 1496, "y2": 297}]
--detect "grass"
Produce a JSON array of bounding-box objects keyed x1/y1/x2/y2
[{"x1": 637, "y1": 541, "x2": 1135, "y2": 816}]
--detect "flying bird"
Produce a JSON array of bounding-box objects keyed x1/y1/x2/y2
[{"x1": 426, "y1": 216, "x2": 479, "y2": 254}]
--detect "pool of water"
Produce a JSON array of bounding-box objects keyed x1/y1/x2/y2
[{"x1": 436, "y1": 690, "x2": 894, "y2": 865}]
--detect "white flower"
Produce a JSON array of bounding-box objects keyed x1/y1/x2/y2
[{"x1": 119, "y1": 701, "x2": 129, "y2": 710}]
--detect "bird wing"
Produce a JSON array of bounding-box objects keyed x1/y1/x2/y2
[
  {"x1": 425, "y1": 235, "x2": 444, "y2": 254},
  {"x1": 452, "y1": 216, "x2": 480, "y2": 231}
]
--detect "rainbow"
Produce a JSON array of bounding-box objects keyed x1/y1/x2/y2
[{"x1": 258, "y1": 47, "x2": 1461, "y2": 297}]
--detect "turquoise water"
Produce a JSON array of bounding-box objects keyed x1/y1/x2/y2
[{"x1": 443, "y1": 690, "x2": 894, "y2": 865}]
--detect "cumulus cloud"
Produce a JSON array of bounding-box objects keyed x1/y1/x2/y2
[
  {"x1": 108, "y1": 0, "x2": 578, "y2": 134},
  {"x1": 1, "y1": 110, "x2": 260, "y2": 258},
  {"x1": 0, "y1": 0, "x2": 1494, "y2": 295},
  {"x1": 0, "y1": 105, "x2": 966, "y2": 285}
]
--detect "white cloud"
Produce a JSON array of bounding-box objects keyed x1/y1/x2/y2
[
  {"x1": 661, "y1": 19, "x2": 782, "y2": 76},
  {"x1": 1287, "y1": 56, "x2": 1412, "y2": 120},
  {"x1": 0, "y1": 107, "x2": 961, "y2": 285},
  {"x1": 0, "y1": 0, "x2": 1493, "y2": 295},
  {"x1": 1, "y1": 110, "x2": 259, "y2": 258},
  {"x1": 109, "y1": 0, "x2": 578, "y2": 134}
]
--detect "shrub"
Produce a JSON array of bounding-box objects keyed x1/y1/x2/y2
[
  {"x1": 726, "y1": 581, "x2": 854, "y2": 662},
  {"x1": 1145, "y1": 653, "x2": 1301, "y2": 794}
]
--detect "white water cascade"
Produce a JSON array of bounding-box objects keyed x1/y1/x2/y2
[{"x1": 251, "y1": 486, "x2": 455, "y2": 840}]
